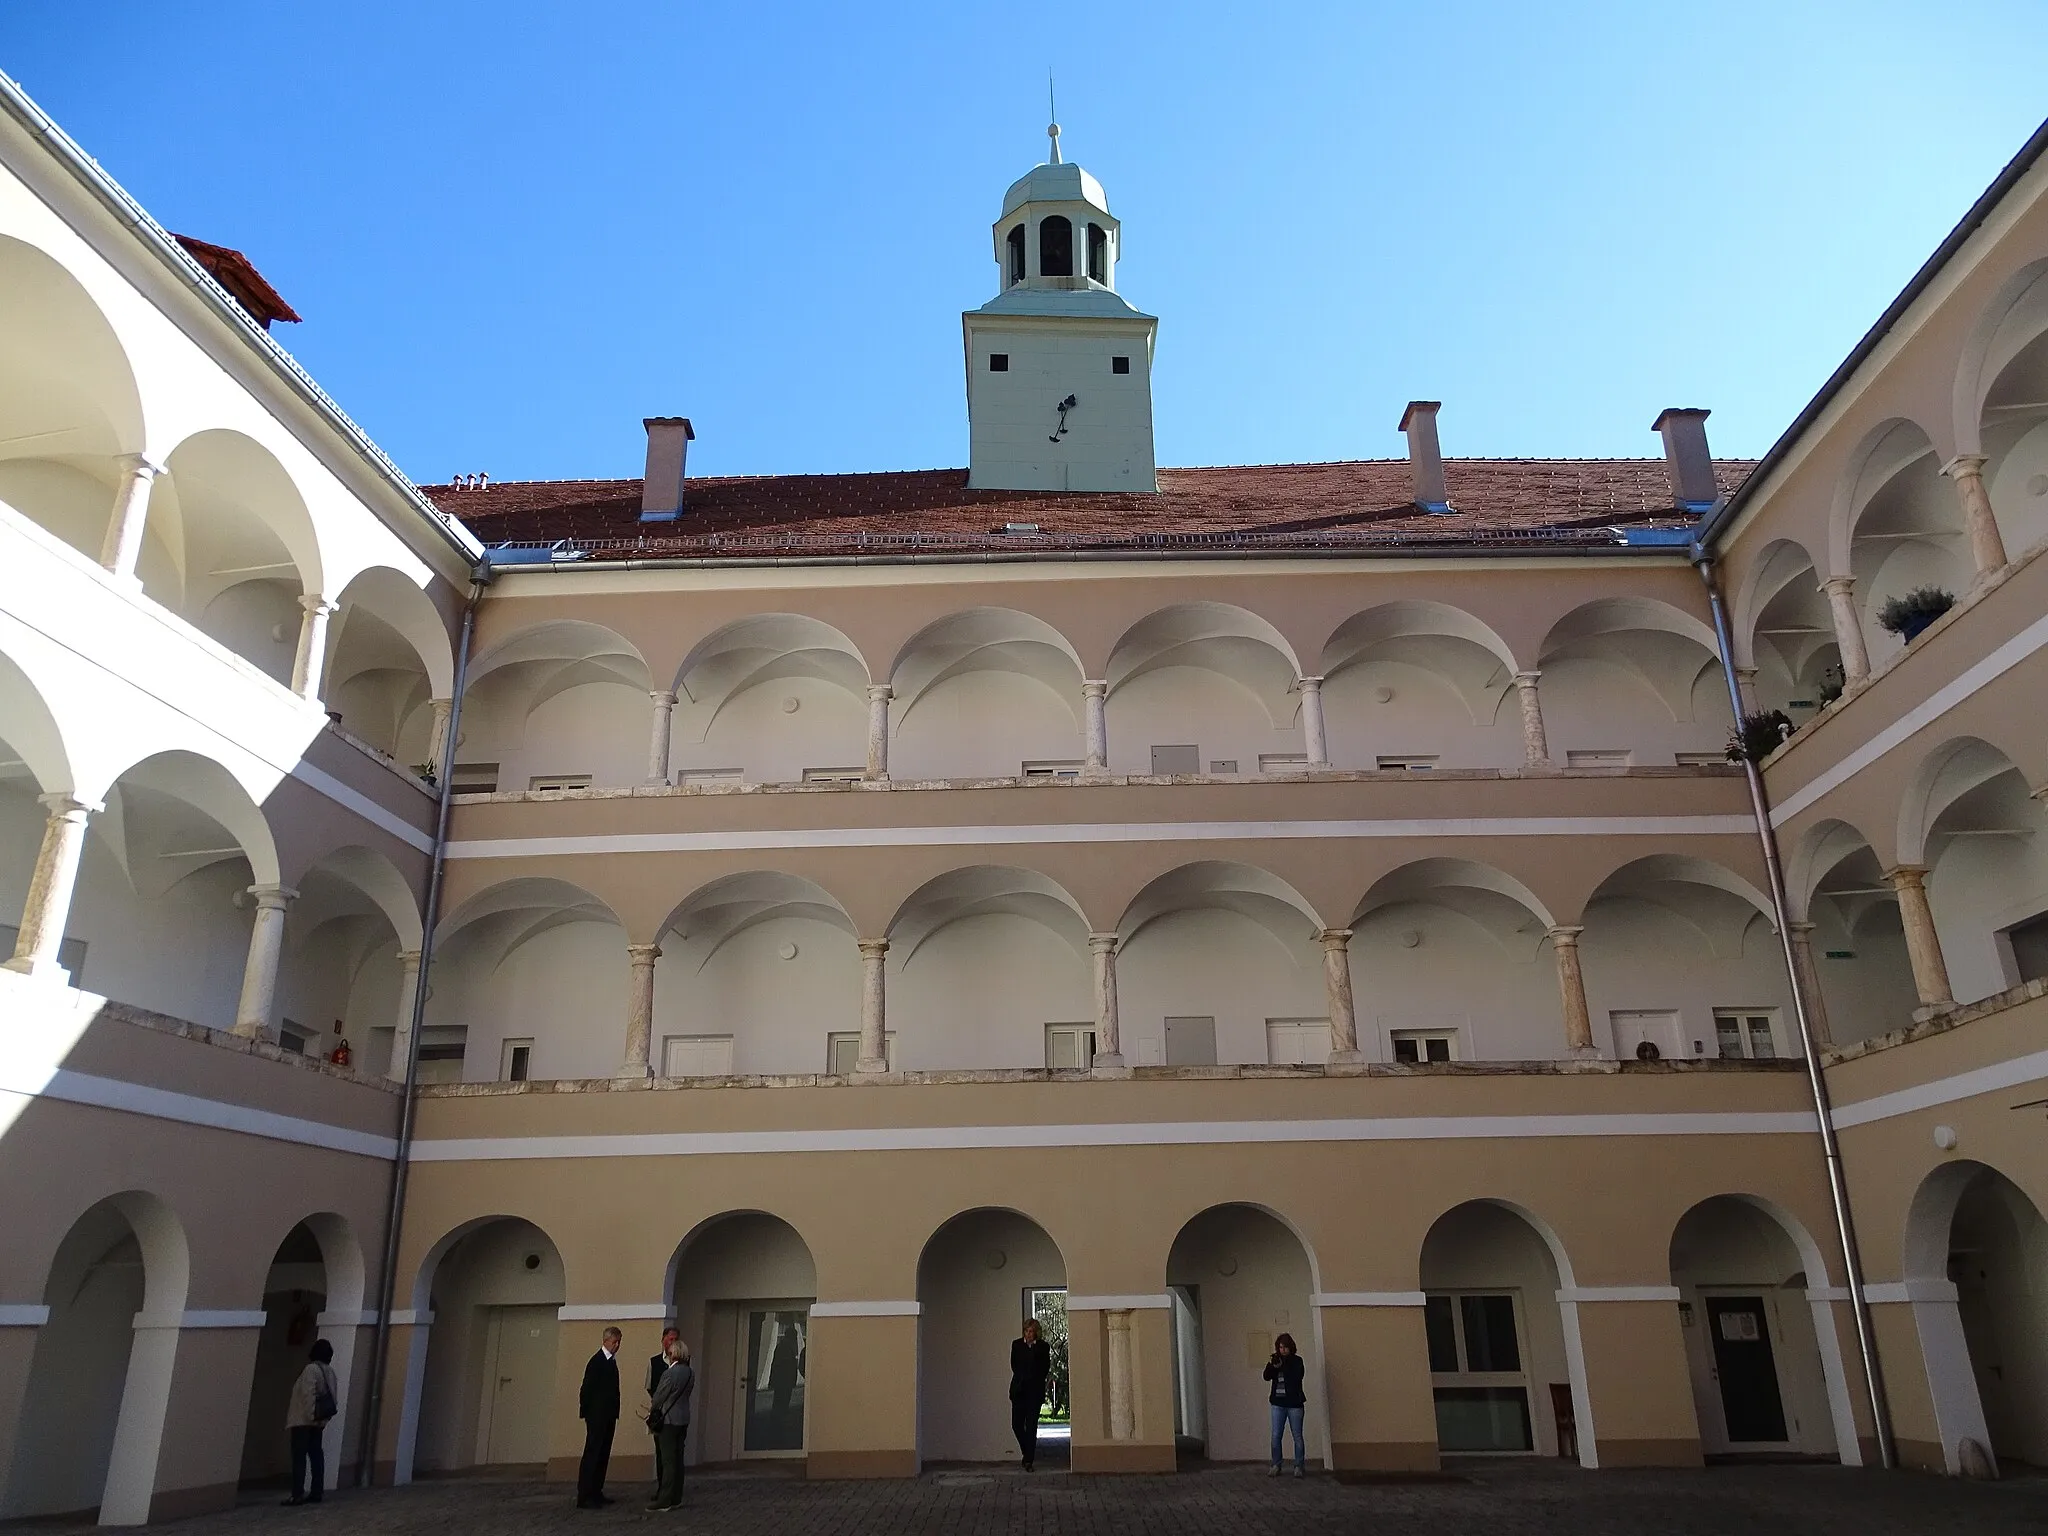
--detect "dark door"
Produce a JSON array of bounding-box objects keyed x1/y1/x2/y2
[{"x1": 1706, "y1": 1296, "x2": 1788, "y2": 1443}]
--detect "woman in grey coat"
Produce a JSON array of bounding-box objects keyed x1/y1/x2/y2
[{"x1": 646, "y1": 1339, "x2": 695, "y2": 1511}]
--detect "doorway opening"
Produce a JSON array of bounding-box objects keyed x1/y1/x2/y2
[{"x1": 1028, "y1": 1287, "x2": 1070, "y2": 1449}]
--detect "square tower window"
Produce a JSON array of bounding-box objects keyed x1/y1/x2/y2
[
  {"x1": 989, "y1": 354, "x2": 1009, "y2": 372},
  {"x1": 1112, "y1": 356, "x2": 1130, "y2": 374}
]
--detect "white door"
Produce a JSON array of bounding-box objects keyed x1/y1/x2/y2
[
  {"x1": 479, "y1": 1305, "x2": 558, "y2": 1465},
  {"x1": 729, "y1": 1301, "x2": 811, "y2": 1456}
]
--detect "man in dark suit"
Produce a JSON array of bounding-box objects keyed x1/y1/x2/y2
[{"x1": 575, "y1": 1327, "x2": 623, "y2": 1508}]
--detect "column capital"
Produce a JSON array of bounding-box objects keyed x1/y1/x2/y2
[
  {"x1": 1785, "y1": 919, "x2": 1818, "y2": 938},
  {"x1": 1294, "y1": 674, "x2": 1325, "y2": 690},
  {"x1": 1081, "y1": 678, "x2": 1109, "y2": 698},
  {"x1": 1087, "y1": 931, "x2": 1120, "y2": 955},
  {"x1": 1545, "y1": 924, "x2": 1584, "y2": 945},
  {"x1": 858, "y1": 937, "x2": 891, "y2": 958},
  {"x1": 1820, "y1": 574, "x2": 1857, "y2": 599},
  {"x1": 1940, "y1": 453, "x2": 1990, "y2": 480},
  {"x1": 37, "y1": 792, "x2": 102, "y2": 820},
  {"x1": 649, "y1": 689, "x2": 678, "y2": 707},
  {"x1": 866, "y1": 683, "x2": 894, "y2": 703},
  {"x1": 115, "y1": 452, "x2": 168, "y2": 481},
  {"x1": 298, "y1": 594, "x2": 340, "y2": 618},
  {"x1": 1315, "y1": 927, "x2": 1353, "y2": 949},
  {"x1": 395, "y1": 947, "x2": 424, "y2": 966},
  {"x1": 1883, "y1": 865, "x2": 1930, "y2": 890},
  {"x1": 246, "y1": 884, "x2": 298, "y2": 912},
  {"x1": 626, "y1": 942, "x2": 663, "y2": 964},
  {"x1": 1733, "y1": 664, "x2": 1759, "y2": 681},
  {"x1": 1512, "y1": 669, "x2": 1542, "y2": 687}
]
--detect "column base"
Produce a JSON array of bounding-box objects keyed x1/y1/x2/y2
[
  {"x1": 1326, "y1": 1048, "x2": 1364, "y2": 1066},
  {"x1": 0, "y1": 956, "x2": 73, "y2": 985},
  {"x1": 229, "y1": 1020, "x2": 269, "y2": 1041},
  {"x1": 1090, "y1": 1054, "x2": 1130, "y2": 1078},
  {"x1": 851, "y1": 1061, "x2": 893, "y2": 1080},
  {"x1": 613, "y1": 1065, "x2": 653, "y2": 1083},
  {"x1": 1911, "y1": 1001, "x2": 1956, "y2": 1024},
  {"x1": 863, "y1": 773, "x2": 890, "y2": 784}
]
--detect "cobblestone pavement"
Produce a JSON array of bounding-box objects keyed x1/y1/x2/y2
[{"x1": 37, "y1": 1461, "x2": 2048, "y2": 1536}]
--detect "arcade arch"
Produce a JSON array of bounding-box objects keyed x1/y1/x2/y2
[
  {"x1": 1319, "y1": 601, "x2": 1518, "y2": 769},
  {"x1": 1537, "y1": 599, "x2": 1729, "y2": 765},
  {"x1": 461, "y1": 623, "x2": 652, "y2": 793},
  {"x1": 1106, "y1": 604, "x2": 1303, "y2": 777},
  {"x1": 668, "y1": 615, "x2": 868, "y2": 786},
  {"x1": 889, "y1": 608, "x2": 1083, "y2": 779}
]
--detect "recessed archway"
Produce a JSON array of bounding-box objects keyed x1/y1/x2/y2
[
  {"x1": 462, "y1": 622, "x2": 652, "y2": 792},
  {"x1": 1320, "y1": 601, "x2": 1518, "y2": 770},
  {"x1": 889, "y1": 608, "x2": 1085, "y2": 779},
  {"x1": 670, "y1": 615, "x2": 868, "y2": 785},
  {"x1": 1537, "y1": 599, "x2": 1729, "y2": 766},
  {"x1": 237, "y1": 1213, "x2": 369, "y2": 1494},
  {"x1": 1106, "y1": 604, "x2": 1302, "y2": 776}
]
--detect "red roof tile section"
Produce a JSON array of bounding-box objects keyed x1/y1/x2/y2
[
  {"x1": 426, "y1": 459, "x2": 1754, "y2": 560},
  {"x1": 172, "y1": 234, "x2": 303, "y2": 329}
]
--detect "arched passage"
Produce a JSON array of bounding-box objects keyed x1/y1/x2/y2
[
  {"x1": 1903, "y1": 1161, "x2": 2048, "y2": 1474},
  {"x1": 402, "y1": 1218, "x2": 565, "y2": 1479},
  {"x1": 1958, "y1": 258, "x2": 2048, "y2": 561},
  {"x1": 1418, "y1": 1200, "x2": 1584, "y2": 1462},
  {"x1": 2, "y1": 1192, "x2": 190, "y2": 1524},
  {"x1": 670, "y1": 614, "x2": 868, "y2": 785},
  {"x1": 1836, "y1": 419, "x2": 1970, "y2": 670},
  {"x1": 917, "y1": 1208, "x2": 1067, "y2": 1465},
  {"x1": 1106, "y1": 604, "x2": 1302, "y2": 776},
  {"x1": 1319, "y1": 601, "x2": 1517, "y2": 770},
  {"x1": 462, "y1": 622, "x2": 652, "y2": 792},
  {"x1": 889, "y1": 866, "x2": 1092, "y2": 1070},
  {"x1": 1788, "y1": 819, "x2": 1918, "y2": 1045},
  {"x1": 237, "y1": 1213, "x2": 369, "y2": 1493},
  {"x1": 1738, "y1": 539, "x2": 1841, "y2": 718},
  {"x1": 889, "y1": 608, "x2": 1084, "y2": 779},
  {"x1": 280, "y1": 845, "x2": 423, "y2": 1064},
  {"x1": 1118, "y1": 862, "x2": 1325, "y2": 1067},
  {"x1": 321, "y1": 566, "x2": 453, "y2": 763},
  {"x1": 1667, "y1": 1196, "x2": 1849, "y2": 1460},
  {"x1": 1165, "y1": 1204, "x2": 1319, "y2": 1466},
  {"x1": 1537, "y1": 598, "x2": 1729, "y2": 766},
  {"x1": 663, "y1": 1213, "x2": 818, "y2": 1463}
]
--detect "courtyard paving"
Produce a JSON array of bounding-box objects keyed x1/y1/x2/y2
[{"x1": 38, "y1": 1460, "x2": 2048, "y2": 1536}]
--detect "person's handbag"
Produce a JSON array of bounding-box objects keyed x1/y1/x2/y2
[{"x1": 312, "y1": 1367, "x2": 339, "y2": 1424}]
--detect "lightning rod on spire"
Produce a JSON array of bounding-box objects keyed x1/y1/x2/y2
[{"x1": 1047, "y1": 71, "x2": 1062, "y2": 163}]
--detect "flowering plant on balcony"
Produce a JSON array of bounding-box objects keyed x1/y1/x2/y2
[
  {"x1": 1727, "y1": 709, "x2": 1794, "y2": 763},
  {"x1": 1876, "y1": 586, "x2": 1955, "y2": 643}
]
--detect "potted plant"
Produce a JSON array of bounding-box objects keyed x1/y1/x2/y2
[
  {"x1": 1727, "y1": 709, "x2": 1794, "y2": 764},
  {"x1": 1815, "y1": 664, "x2": 1845, "y2": 707},
  {"x1": 1876, "y1": 586, "x2": 1955, "y2": 644}
]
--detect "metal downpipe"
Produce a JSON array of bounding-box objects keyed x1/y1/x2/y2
[
  {"x1": 355, "y1": 581, "x2": 484, "y2": 1487},
  {"x1": 1693, "y1": 552, "x2": 1896, "y2": 1468}
]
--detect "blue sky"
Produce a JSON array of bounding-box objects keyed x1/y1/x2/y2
[{"x1": 6, "y1": 3, "x2": 2045, "y2": 482}]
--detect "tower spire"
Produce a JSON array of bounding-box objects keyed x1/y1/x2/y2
[{"x1": 1048, "y1": 72, "x2": 1061, "y2": 163}]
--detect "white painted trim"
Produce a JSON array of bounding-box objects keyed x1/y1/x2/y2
[
  {"x1": 1314, "y1": 1291, "x2": 1427, "y2": 1307},
  {"x1": 317, "y1": 1309, "x2": 379, "y2": 1327},
  {"x1": 1770, "y1": 609, "x2": 2048, "y2": 827},
  {"x1": 1864, "y1": 1279, "x2": 1959, "y2": 1305},
  {"x1": 446, "y1": 814, "x2": 1755, "y2": 861},
  {"x1": 134, "y1": 1309, "x2": 267, "y2": 1329},
  {"x1": 0, "y1": 1305, "x2": 51, "y2": 1326},
  {"x1": 1831, "y1": 1047, "x2": 2048, "y2": 1127},
  {"x1": 387, "y1": 1309, "x2": 433, "y2": 1326},
  {"x1": 291, "y1": 760, "x2": 434, "y2": 855},
  {"x1": 1556, "y1": 1299, "x2": 1599, "y2": 1470},
  {"x1": 0, "y1": 1063, "x2": 398, "y2": 1160},
  {"x1": 1066, "y1": 1294, "x2": 1172, "y2": 1311},
  {"x1": 808, "y1": 1300, "x2": 921, "y2": 1318},
  {"x1": 558, "y1": 1303, "x2": 672, "y2": 1321},
  {"x1": 411, "y1": 1110, "x2": 1814, "y2": 1163},
  {"x1": 1556, "y1": 1286, "x2": 1681, "y2": 1303},
  {"x1": 1807, "y1": 1294, "x2": 1863, "y2": 1467},
  {"x1": 1806, "y1": 1287, "x2": 1853, "y2": 1303}
]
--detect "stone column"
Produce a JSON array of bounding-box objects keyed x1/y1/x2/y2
[
  {"x1": 1942, "y1": 454, "x2": 2009, "y2": 581},
  {"x1": 1783, "y1": 921, "x2": 1833, "y2": 1050},
  {"x1": 1821, "y1": 576, "x2": 1871, "y2": 683},
  {"x1": 1088, "y1": 932, "x2": 1125, "y2": 1071},
  {"x1": 425, "y1": 698, "x2": 454, "y2": 778},
  {"x1": 1547, "y1": 925, "x2": 1594, "y2": 1054},
  {"x1": 856, "y1": 938, "x2": 890, "y2": 1073},
  {"x1": 619, "y1": 943, "x2": 661, "y2": 1078},
  {"x1": 1082, "y1": 680, "x2": 1110, "y2": 772},
  {"x1": 1318, "y1": 927, "x2": 1361, "y2": 1063},
  {"x1": 1105, "y1": 1308, "x2": 1136, "y2": 1441},
  {"x1": 865, "y1": 684, "x2": 893, "y2": 781},
  {"x1": 385, "y1": 948, "x2": 424, "y2": 1082},
  {"x1": 3, "y1": 793, "x2": 99, "y2": 981},
  {"x1": 1886, "y1": 867, "x2": 1954, "y2": 1010},
  {"x1": 645, "y1": 691, "x2": 677, "y2": 786},
  {"x1": 290, "y1": 596, "x2": 340, "y2": 701},
  {"x1": 1733, "y1": 666, "x2": 1760, "y2": 715},
  {"x1": 1297, "y1": 675, "x2": 1328, "y2": 767},
  {"x1": 97, "y1": 453, "x2": 165, "y2": 580},
  {"x1": 233, "y1": 885, "x2": 297, "y2": 1038},
  {"x1": 1512, "y1": 671, "x2": 1550, "y2": 766}
]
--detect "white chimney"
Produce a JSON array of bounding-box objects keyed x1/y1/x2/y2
[
  {"x1": 640, "y1": 417, "x2": 695, "y2": 523},
  {"x1": 1653, "y1": 408, "x2": 1718, "y2": 513},
  {"x1": 1398, "y1": 400, "x2": 1452, "y2": 513}
]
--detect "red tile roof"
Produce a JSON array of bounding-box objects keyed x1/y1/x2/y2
[
  {"x1": 172, "y1": 234, "x2": 302, "y2": 328},
  {"x1": 426, "y1": 458, "x2": 1755, "y2": 561}
]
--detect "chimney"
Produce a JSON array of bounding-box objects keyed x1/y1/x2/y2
[
  {"x1": 640, "y1": 417, "x2": 696, "y2": 522},
  {"x1": 1653, "y1": 408, "x2": 1718, "y2": 513},
  {"x1": 1398, "y1": 400, "x2": 1452, "y2": 514}
]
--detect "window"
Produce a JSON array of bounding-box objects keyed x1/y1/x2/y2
[
  {"x1": 527, "y1": 773, "x2": 592, "y2": 793},
  {"x1": 989, "y1": 353, "x2": 1010, "y2": 372},
  {"x1": 1023, "y1": 760, "x2": 1082, "y2": 780},
  {"x1": 501, "y1": 1038, "x2": 534, "y2": 1082},
  {"x1": 1377, "y1": 755, "x2": 1438, "y2": 772},
  {"x1": 1111, "y1": 355, "x2": 1130, "y2": 375},
  {"x1": 1713, "y1": 1010, "x2": 1778, "y2": 1060},
  {"x1": 1150, "y1": 744, "x2": 1200, "y2": 775},
  {"x1": 661, "y1": 1034, "x2": 735, "y2": 1077},
  {"x1": 1565, "y1": 750, "x2": 1631, "y2": 769},
  {"x1": 826, "y1": 1031, "x2": 895, "y2": 1075},
  {"x1": 451, "y1": 761, "x2": 500, "y2": 794},
  {"x1": 1259, "y1": 753, "x2": 1308, "y2": 773},
  {"x1": 278, "y1": 1019, "x2": 311, "y2": 1055},
  {"x1": 1425, "y1": 1292, "x2": 1533, "y2": 1452},
  {"x1": 1045, "y1": 1023, "x2": 1097, "y2": 1069},
  {"x1": 1674, "y1": 752, "x2": 1726, "y2": 767},
  {"x1": 1391, "y1": 1029, "x2": 1457, "y2": 1063},
  {"x1": 414, "y1": 1027, "x2": 466, "y2": 1085},
  {"x1": 1039, "y1": 215, "x2": 1074, "y2": 277},
  {"x1": 1208, "y1": 759, "x2": 1239, "y2": 775},
  {"x1": 802, "y1": 767, "x2": 864, "y2": 783},
  {"x1": 676, "y1": 767, "x2": 743, "y2": 787},
  {"x1": 1006, "y1": 224, "x2": 1026, "y2": 285},
  {"x1": 1086, "y1": 222, "x2": 1108, "y2": 282},
  {"x1": 1266, "y1": 1018, "x2": 1332, "y2": 1065},
  {"x1": 2004, "y1": 910, "x2": 2048, "y2": 984}
]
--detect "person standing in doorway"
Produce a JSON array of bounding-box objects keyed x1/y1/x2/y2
[
  {"x1": 575, "y1": 1327, "x2": 622, "y2": 1508},
  {"x1": 282, "y1": 1339, "x2": 337, "y2": 1506},
  {"x1": 646, "y1": 1326, "x2": 678, "y2": 1495},
  {"x1": 1009, "y1": 1317, "x2": 1051, "y2": 1471},
  {"x1": 1264, "y1": 1333, "x2": 1307, "y2": 1477},
  {"x1": 647, "y1": 1337, "x2": 695, "y2": 1511}
]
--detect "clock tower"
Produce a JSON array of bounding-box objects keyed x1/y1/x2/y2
[{"x1": 964, "y1": 123, "x2": 1158, "y2": 492}]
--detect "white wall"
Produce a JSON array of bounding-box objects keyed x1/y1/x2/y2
[
  {"x1": 1350, "y1": 904, "x2": 1557, "y2": 1061},
  {"x1": 917, "y1": 1211, "x2": 1065, "y2": 1463},
  {"x1": 504, "y1": 682, "x2": 647, "y2": 791},
  {"x1": 1929, "y1": 823, "x2": 2048, "y2": 1006},
  {"x1": 653, "y1": 916, "x2": 860, "y2": 1076},
  {"x1": 893, "y1": 672, "x2": 1082, "y2": 780},
  {"x1": 1580, "y1": 902, "x2": 1797, "y2": 1060},
  {"x1": 1322, "y1": 661, "x2": 1520, "y2": 771},
  {"x1": 1810, "y1": 904, "x2": 1918, "y2": 1046},
  {"x1": 1118, "y1": 908, "x2": 1324, "y2": 1066},
  {"x1": 1539, "y1": 656, "x2": 1732, "y2": 767},
  {"x1": 893, "y1": 914, "x2": 1092, "y2": 1070},
  {"x1": 1107, "y1": 667, "x2": 1300, "y2": 776},
  {"x1": 1951, "y1": 1172, "x2": 2048, "y2": 1466},
  {"x1": 672, "y1": 674, "x2": 866, "y2": 785},
  {"x1": 436, "y1": 919, "x2": 628, "y2": 1082}
]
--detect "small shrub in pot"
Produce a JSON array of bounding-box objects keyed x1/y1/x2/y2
[{"x1": 1876, "y1": 586, "x2": 1955, "y2": 643}]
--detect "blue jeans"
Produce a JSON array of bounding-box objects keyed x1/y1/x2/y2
[{"x1": 1269, "y1": 1403, "x2": 1305, "y2": 1469}]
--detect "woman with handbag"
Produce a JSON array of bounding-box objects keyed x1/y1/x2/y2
[
  {"x1": 282, "y1": 1339, "x2": 339, "y2": 1506},
  {"x1": 646, "y1": 1338, "x2": 695, "y2": 1511}
]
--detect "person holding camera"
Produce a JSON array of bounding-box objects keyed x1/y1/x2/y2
[{"x1": 1263, "y1": 1332, "x2": 1307, "y2": 1477}]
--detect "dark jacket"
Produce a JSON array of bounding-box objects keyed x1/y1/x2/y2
[
  {"x1": 579, "y1": 1349, "x2": 620, "y2": 1421},
  {"x1": 650, "y1": 1358, "x2": 696, "y2": 1428},
  {"x1": 1264, "y1": 1353, "x2": 1306, "y2": 1408},
  {"x1": 647, "y1": 1353, "x2": 669, "y2": 1398},
  {"x1": 1009, "y1": 1337, "x2": 1051, "y2": 1405}
]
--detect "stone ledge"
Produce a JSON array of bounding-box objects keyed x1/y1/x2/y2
[{"x1": 1821, "y1": 975, "x2": 2048, "y2": 1066}]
